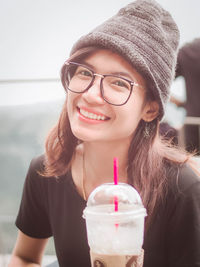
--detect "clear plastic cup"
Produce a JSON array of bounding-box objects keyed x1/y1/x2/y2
[{"x1": 83, "y1": 183, "x2": 147, "y2": 267}]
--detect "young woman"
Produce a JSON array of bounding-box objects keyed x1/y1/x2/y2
[{"x1": 9, "y1": 0, "x2": 200, "y2": 266}]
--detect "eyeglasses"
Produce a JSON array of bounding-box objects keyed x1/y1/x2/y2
[{"x1": 62, "y1": 61, "x2": 143, "y2": 106}]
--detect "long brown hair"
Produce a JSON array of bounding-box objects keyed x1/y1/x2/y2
[{"x1": 43, "y1": 47, "x2": 193, "y2": 224}]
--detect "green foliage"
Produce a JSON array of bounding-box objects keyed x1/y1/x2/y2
[{"x1": 0, "y1": 101, "x2": 63, "y2": 254}]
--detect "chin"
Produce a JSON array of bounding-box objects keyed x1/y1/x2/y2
[{"x1": 71, "y1": 128, "x2": 94, "y2": 142}]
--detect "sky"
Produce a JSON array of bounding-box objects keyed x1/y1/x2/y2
[{"x1": 0, "y1": 0, "x2": 200, "y2": 106}]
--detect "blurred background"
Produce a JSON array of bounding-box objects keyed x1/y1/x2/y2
[{"x1": 0, "y1": 0, "x2": 200, "y2": 265}]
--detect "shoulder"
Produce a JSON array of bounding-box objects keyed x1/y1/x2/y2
[
  {"x1": 177, "y1": 163, "x2": 200, "y2": 192},
  {"x1": 26, "y1": 155, "x2": 48, "y2": 184},
  {"x1": 22, "y1": 155, "x2": 75, "y2": 205},
  {"x1": 27, "y1": 154, "x2": 71, "y2": 182},
  {"x1": 165, "y1": 162, "x2": 200, "y2": 203},
  {"x1": 166, "y1": 161, "x2": 199, "y2": 186},
  {"x1": 29, "y1": 154, "x2": 45, "y2": 173},
  {"x1": 163, "y1": 164, "x2": 200, "y2": 266},
  {"x1": 160, "y1": 163, "x2": 200, "y2": 230}
]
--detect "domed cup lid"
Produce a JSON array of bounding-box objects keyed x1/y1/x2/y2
[
  {"x1": 83, "y1": 183, "x2": 147, "y2": 222},
  {"x1": 87, "y1": 182, "x2": 143, "y2": 207}
]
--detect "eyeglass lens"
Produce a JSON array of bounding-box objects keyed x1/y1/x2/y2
[{"x1": 65, "y1": 63, "x2": 132, "y2": 105}]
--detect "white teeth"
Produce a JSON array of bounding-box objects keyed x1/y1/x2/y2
[{"x1": 80, "y1": 108, "x2": 107, "y2": 121}]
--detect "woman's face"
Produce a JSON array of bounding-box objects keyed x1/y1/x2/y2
[{"x1": 66, "y1": 49, "x2": 150, "y2": 143}]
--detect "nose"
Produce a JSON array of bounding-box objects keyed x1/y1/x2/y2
[{"x1": 82, "y1": 75, "x2": 104, "y2": 105}]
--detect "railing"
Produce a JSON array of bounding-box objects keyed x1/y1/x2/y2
[{"x1": 178, "y1": 116, "x2": 200, "y2": 153}]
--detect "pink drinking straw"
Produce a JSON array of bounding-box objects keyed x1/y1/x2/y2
[
  {"x1": 113, "y1": 157, "x2": 119, "y2": 212},
  {"x1": 114, "y1": 196, "x2": 118, "y2": 212}
]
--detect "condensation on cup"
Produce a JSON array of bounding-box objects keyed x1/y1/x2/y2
[{"x1": 83, "y1": 183, "x2": 147, "y2": 267}]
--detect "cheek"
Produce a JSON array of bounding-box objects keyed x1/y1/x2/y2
[
  {"x1": 66, "y1": 92, "x2": 75, "y2": 111},
  {"x1": 116, "y1": 99, "x2": 144, "y2": 133},
  {"x1": 66, "y1": 96, "x2": 76, "y2": 123},
  {"x1": 121, "y1": 98, "x2": 144, "y2": 120},
  {"x1": 66, "y1": 95, "x2": 70, "y2": 113}
]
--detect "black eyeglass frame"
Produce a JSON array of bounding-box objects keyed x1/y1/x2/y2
[{"x1": 63, "y1": 61, "x2": 142, "y2": 106}]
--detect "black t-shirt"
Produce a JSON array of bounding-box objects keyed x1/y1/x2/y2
[{"x1": 16, "y1": 155, "x2": 200, "y2": 267}]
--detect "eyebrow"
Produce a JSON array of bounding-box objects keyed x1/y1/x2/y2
[{"x1": 81, "y1": 61, "x2": 134, "y2": 81}]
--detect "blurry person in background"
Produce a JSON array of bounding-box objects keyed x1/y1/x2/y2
[
  {"x1": 170, "y1": 38, "x2": 200, "y2": 154},
  {"x1": 8, "y1": 1, "x2": 200, "y2": 267}
]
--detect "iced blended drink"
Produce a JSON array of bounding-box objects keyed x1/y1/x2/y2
[{"x1": 83, "y1": 183, "x2": 146, "y2": 267}]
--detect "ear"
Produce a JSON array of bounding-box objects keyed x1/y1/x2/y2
[{"x1": 142, "y1": 101, "x2": 159, "y2": 122}]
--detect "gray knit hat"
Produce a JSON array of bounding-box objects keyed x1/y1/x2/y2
[{"x1": 70, "y1": 0, "x2": 180, "y2": 120}]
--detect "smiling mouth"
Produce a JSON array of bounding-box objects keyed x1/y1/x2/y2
[{"x1": 78, "y1": 108, "x2": 110, "y2": 121}]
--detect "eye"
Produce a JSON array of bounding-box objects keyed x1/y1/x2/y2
[
  {"x1": 81, "y1": 70, "x2": 92, "y2": 77},
  {"x1": 75, "y1": 67, "x2": 93, "y2": 78},
  {"x1": 112, "y1": 78, "x2": 130, "y2": 90}
]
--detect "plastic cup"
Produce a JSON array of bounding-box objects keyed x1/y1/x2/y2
[{"x1": 83, "y1": 183, "x2": 147, "y2": 267}]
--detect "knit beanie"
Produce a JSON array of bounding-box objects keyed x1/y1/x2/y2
[{"x1": 70, "y1": 0, "x2": 180, "y2": 120}]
